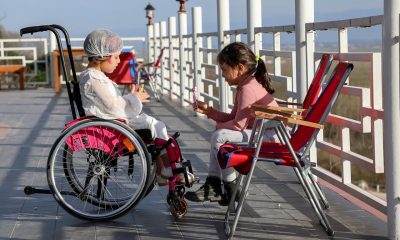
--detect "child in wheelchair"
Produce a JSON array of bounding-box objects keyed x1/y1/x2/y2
[{"x1": 79, "y1": 29, "x2": 195, "y2": 187}]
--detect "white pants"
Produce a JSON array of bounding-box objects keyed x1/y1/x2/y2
[
  {"x1": 128, "y1": 113, "x2": 169, "y2": 140},
  {"x1": 208, "y1": 128, "x2": 277, "y2": 182}
]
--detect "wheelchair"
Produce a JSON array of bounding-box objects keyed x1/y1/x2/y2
[{"x1": 20, "y1": 25, "x2": 195, "y2": 221}]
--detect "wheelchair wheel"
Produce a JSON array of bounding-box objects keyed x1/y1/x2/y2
[
  {"x1": 143, "y1": 163, "x2": 156, "y2": 197},
  {"x1": 47, "y1": 119, "x2": 151, "y2": 221}
]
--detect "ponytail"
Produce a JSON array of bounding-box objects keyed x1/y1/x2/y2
[
  {"x1": 254, "y1": 58, "x2": 275, "y2": 94},
  {"x1": 217, "y1": 42, "x2": 275, "y2": 94}
]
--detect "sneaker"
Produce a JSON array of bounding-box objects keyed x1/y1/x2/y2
[
  {"x1": 184, "y1": 176, "x2": 223, "y2": 202},
  {"x1": 218, "y1": 180, "x2": 242, "y2": 206}
]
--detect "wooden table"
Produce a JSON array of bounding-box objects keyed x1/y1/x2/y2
[
  {"x1": 0, "y1": 65, "x2": 25, "y2": 90},
  {"x1": 52, "y1": 49, "x2": 85, "y2": 93}
]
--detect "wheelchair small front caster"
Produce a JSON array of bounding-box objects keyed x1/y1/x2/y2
[
  {"x1": 170, "y1": 197, "x2": 187, "y2": 219},
  {"x1": 167, "y1": 192, "x2": 188, "y2": 219}
]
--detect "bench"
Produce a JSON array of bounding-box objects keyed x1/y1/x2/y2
[{"x1": 0, "y1": 65, "x2": 25, "y2": 90}]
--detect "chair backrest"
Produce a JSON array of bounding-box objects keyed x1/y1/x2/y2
[
  {"x1": 153, "y1": 47, "x2": 165, "y2": 69},
  {"x1": 107, "y1": 51, "x2": 136, "y2": 84},
  {"x1": 289, "y1": 62, "x2": 354, "y2": 151},
  {"x1": 302, "y1": 54, "x2": 334, "y2": 110}
]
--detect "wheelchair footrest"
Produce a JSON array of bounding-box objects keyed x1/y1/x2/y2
[{"x1": 172, "y1": 160, "x2": 197, "y2": 187}]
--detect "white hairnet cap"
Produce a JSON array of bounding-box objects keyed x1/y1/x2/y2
[{"x1": 84, "y1": 29, "x2": 123, "y2": 58}]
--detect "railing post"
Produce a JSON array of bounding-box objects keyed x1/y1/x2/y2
[
  {"x1": 383, "y1": 0, "x2": 400, "y2": 238},
  {"x1": 147, "y1": 23, "x2": 154, "y2": 63},
  {"x1": 153, "y1": 22, "x2": 160, "y2": 71},
  {"x1": 295, "y1": 0, "x2": 314, "y2": 102},
  {"x1": 160, "y1": 21, "x2": 167, "y2": 94},
  {"x1": 247, "y1": 0, "x2": 261, "y2": 53},
  {"x1": 49, "y1": 32, "x2": 57, "y2": 88},
  {"x1": 192, "y1": 7, "x2": 203, "y2": 102},
  {"x1": 168, "y1": 16, "x2": 177, "y2": 100},
  {"x1": 217, "y1": 0, "x2": 230, "y2": 112},
  {"x1": 178, "y1": 9, "x2": 188, "y2": 106}
]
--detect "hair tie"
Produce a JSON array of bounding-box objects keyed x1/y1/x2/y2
[{"x1": 255, "y1": 55, "x2": 260, "y2": 62}]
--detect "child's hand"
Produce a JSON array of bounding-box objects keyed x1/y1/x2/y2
[
  {"x1": 134, "y1": 91, "x2": 150, "y2": 103},
  {"x1": 193, "y1": 100, "x2": 209, "y2": 115}
]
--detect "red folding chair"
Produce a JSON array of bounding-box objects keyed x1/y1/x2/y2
[
  {"x1": 107, "y1": 51, "x2": 137, "y2": 94},
  {"x1": 272, "y1": 53, "x2": 334, "y2": 115},
  {"x1": 218, "y1": 62, "x2": 354, "y2": 239},
  {"x1": 137, "y1": 47, "x2": 166, "y2": 102}
]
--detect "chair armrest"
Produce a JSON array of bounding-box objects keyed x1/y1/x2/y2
[
  {"x1": 251, "y1": 105, "x2": 303, "y2": 120},
  {"x1": 251, "y1": 104, "x2": 307, "y2": 113},
  {"x1": 276, "y1": 100, "x2": 303, "y2": 107},
  {"x1": 254, "y1": 111, "x2": 324, "y2": 129}
]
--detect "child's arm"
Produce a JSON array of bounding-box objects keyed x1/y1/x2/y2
[{"x1": 90, "y1": 79, "x2": 142, "y2": 117}]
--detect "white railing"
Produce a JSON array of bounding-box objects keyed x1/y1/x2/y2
[
  {"x1": 0, "y1": 38, "x2": 49, "y2": 86},
  {"x1": 305, "y1": 16, "x2": 386, "y2": 213},
  {"x1": 48, "y1": 35, "x2": 145, "y2": 86},
  {"x1": 0, "y1": 36, "x2": 145, "y2": 89},
  {"x1": 148, "y1": 1, "x2": 399, "y2": 236}
]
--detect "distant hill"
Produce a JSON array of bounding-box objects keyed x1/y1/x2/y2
[{"x1": 0, "y1": 24, "x2": 19, "y2": 39}]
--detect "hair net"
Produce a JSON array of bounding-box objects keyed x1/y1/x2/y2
[{"x1": 84, "y1": 29, "x2": 123, "y2": 58}]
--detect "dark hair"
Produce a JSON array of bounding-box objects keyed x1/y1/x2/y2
[{"x1": 217, "y1": 42, "x2": 274, "y2": 94}]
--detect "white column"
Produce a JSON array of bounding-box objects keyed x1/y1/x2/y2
[
  {"x1": 160, "y1": 21, "x2": 167, "y2": 94},
  {"x1": 295, "y1": 0, "x2": 314, "y2": 102},
  {"x1": 147, "y1": 24, "x2": 154, "y2": 63},
  {"x1": 247, "y1": 0, "x2": 261, "y2": 53},
  {"x1": 153, "y1": 22, "x2": 160, "y2": 70},
  {"x1": 49, "y1": 32, "x2": 57, "y2": 87},
  {"x1": 217, "y1": 0, "x2": 230, "y2": 112},
  {"x1": 178, "y1": 11, "x2": 188, "y2": 106},
  {"x1": 383, "y1": 0, "x2": 400, "y2": 238},
  {"x1": 192, "y1": 7, "x2": 203, "y2": 99},
  {"x1": 168, "y1": 17, "x2": 177, "y2": 100}
]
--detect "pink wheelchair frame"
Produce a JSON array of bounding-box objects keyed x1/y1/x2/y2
[{"x1": 20, "y1": 25, "x2": 195, "y2": 221}]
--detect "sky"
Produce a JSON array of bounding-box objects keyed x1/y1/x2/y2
[{"x1": 1, "y1": 0, "x2": 383, "y2": 46}]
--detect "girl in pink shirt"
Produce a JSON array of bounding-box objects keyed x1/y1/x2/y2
[{"x1": 185, "y1": 42, "x2": 278, "y2": 205}]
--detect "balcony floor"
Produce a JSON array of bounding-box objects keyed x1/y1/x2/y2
[{"x1": 0, "y1": 87, "x2": 387, "y2": 239}]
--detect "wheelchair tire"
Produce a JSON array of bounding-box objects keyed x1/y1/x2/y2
[{"x1": 47, "y1": 119, "x2": 151, "y2": 221}]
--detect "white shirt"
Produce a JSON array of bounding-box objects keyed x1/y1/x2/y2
[{"x1": 79, "y1": 68, "x2": 142, "y2": 122}]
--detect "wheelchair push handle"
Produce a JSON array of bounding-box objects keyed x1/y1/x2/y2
[{"x1": 20, "y1": 25, "x2": 53, "y2": 36}]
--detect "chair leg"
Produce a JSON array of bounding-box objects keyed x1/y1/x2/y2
[
  {"x1": 224, "y1": 174, "x2": 243, "y2": 238},
  {"x1": 296, "y1": 165, "x2": 330, "y2": 210},
  {"x1": 278, "y1": 124, "x2": 334, "y2": 236},
  {"x1": 293, "y1": 167, "x2": 334, "y2": 235},
  {"x1": 308, "y1": 172, "x2": 330, "y2": 209},
  {"x1": 224, "y1": 167, "x2": 256, "y2": 240}
]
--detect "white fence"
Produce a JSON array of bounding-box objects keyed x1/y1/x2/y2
[{"x1": 0, "y1": 38, "x2": 49, "y2": 86}]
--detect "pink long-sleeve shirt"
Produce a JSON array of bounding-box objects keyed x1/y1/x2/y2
[{"x1": 207, "y1": 75, "x2": 278, "y2": 131}]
